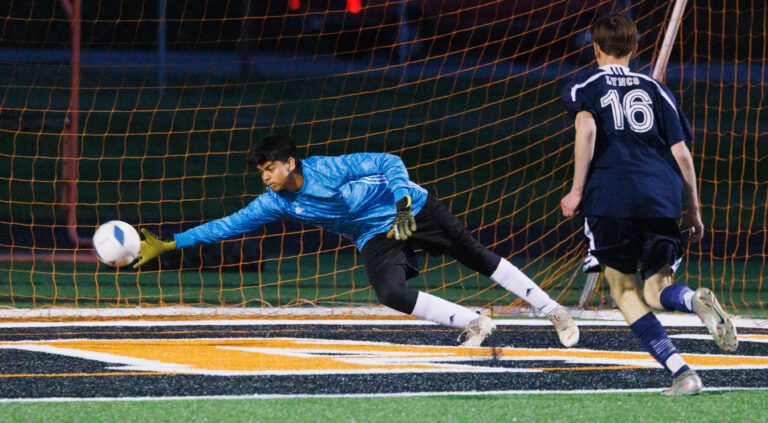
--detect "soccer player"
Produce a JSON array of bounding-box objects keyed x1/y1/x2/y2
[
  {"x1": 560, "y1": 14, "x2": 737, "y2": 395},
  {"x1": 133, "y1": 134, "x2": 579, "y2": 348}
]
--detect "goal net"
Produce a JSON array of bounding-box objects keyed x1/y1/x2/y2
[{"x1": 0, "y1": 0, "x2": 764, "y2": 316}]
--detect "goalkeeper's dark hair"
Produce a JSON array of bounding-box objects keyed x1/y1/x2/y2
[
  {"x1": 248, "y1": 134, "x2": 302, "y2": 171},
  {"x1": 591, "y1": 13, "x2": 637, "y2": 58}
]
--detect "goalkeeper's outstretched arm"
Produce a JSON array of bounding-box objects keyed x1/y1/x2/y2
[{"x1": 133, "y1": 194, "x2": 283, "y2": 269}]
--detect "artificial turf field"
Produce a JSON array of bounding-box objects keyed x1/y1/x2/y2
[
  {"x1": 2, "y1": 391, "x2": 767, "y2": 423},
  {"x1": 0, "y1": 317, "x2": 765, "y2": 422}
]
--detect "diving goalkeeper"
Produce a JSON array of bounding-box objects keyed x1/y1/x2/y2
[{"x1": 133, "y1": 134, "x2": 579, "y2": 347}]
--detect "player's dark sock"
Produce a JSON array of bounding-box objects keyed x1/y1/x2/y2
[
  {"x1": 660, "y1": 283, "x2": 694, "y2": 313},
  {"x1": 630, "y1": 312, "x2": 690, "y2": 377}
]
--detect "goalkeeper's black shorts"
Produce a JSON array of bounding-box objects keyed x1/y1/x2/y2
[{"x1": 360, "y1": 195, "x2": 501, "y2": 285}]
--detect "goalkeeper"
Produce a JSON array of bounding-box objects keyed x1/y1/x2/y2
[{"x1": 134, "y1": 134, "x2": 579, "y2": 347}]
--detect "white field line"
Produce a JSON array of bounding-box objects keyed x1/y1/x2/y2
[
  {"x1": 673, "y1": 334, "x2": 768, "y2": 343},
  {"x1": 0, "y1": 306, "x2": 763, "y2": 328},
  {"x1": 0, "y1": 306, "x2": 407, "y2": 319},
  {"x1": 0, "y1": 314, "x2": 764, "y2": 329},
  {"x1": 0, "y1": 386, "x2": 766, "y2": 404}
]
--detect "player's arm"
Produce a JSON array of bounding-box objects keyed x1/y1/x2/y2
[
  {"x1": 327, "y1": 153, "x2": 416, "y2": 240},
  {"x1": 328, "y1": 153, "x2": 412, "y2": 201},
  {"x1": 670, "y1": 141, "x2": 704, "y2": 242},
  {"x1": 133, "y1": 194, "x2": 283, "y2": 269},
  {"x1": 560, "y1": 111, "x2": 596, "y2": 217},
  {"x1": 657, "y1": 83, "x2": 703, "y2": 242}
]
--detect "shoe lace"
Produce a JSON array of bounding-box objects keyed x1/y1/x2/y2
[
  {"x1": 548, "y1": 309, "x2": 570, "y2": 332},
  {"x1": 457, "y1": 323, "x2": 480, "y2": 343}
]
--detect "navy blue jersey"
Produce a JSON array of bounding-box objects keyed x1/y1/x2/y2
[{"x1": 562, "y1": 65, "x2": 693, "y2": 218}]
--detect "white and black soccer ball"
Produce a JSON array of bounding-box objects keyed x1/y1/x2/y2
[{"x1": 92, "y1": 220, "x2": 141, "y2": 267}]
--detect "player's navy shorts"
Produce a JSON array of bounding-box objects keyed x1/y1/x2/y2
[
  {"x1": 584, "y1": 216, "x2": 683, "y2": 280},
  {"x1": 360, "y1": 195, "x2": 501, "y2": 283}
]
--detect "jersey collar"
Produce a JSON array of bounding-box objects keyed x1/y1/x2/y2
[{"x1": 599, "y1": 64, "x2": 631, "y2": 75}]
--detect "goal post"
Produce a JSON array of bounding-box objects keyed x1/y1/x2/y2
[
  {"x1": 651, "y1": 0, "x2": 689, "y2": 82},
  {"x1": 61, "y1": 0, "x2": 92, "y2": 248}
]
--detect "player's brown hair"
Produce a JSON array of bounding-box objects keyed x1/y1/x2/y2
[{"x1": 591, "y1": 14, "x2": 637, "y2": 58}]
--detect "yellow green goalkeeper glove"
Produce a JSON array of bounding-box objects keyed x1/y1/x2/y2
[
  {"x1": 386, "y1": 196, "x2": 417, "y2": 241},
  {"x1": 133, "y1": 228, "x2": 176, "y2": 269}
]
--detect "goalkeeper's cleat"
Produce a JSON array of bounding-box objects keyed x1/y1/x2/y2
[
  {"x1": 662, "y1": 369, "x2": 702, "y2": 396},
  {"x1": 692, "y1": 287, "x2": 738, "y2": 352},
  {"x1": 458, "y1": 315, "x2": 496, "y2": 347},
  {"x1": 547, "y1": 306, "x2": 579, "y2": 348}
]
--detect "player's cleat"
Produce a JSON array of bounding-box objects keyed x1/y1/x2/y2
[
  {"x1": 458, "y1": 315, "x2": 496, "y2": 347},
  {"x1": 692, "y1": 287, "x2": 738, "y2": 352},
  {"x1": 662, "y1": 369, "x2": 703, "y2": 396},
  {"x1": 547, "y1": 306, "x2": 579, "y2": 347}
]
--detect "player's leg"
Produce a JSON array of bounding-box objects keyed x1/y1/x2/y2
[
  {"x1": 604, "y1": 267, "x2": 648, "y2": 322},
  {"x1": 464, "y1": 248, "x2": 579, "y2": 347},
  {"x1": 645, "y1": 265, "x2": 711, "y2": 317},
  {"x1": 414, "y1": 196, "x2": 561, "y2": 314},
  {"x1": 411, "y1": 196, "x2": 578, "y2": 347},
  {"x1": 481, "y1": 254, "x2": 579, "y2": 347},
  {"x1": 640, "y1": 221, "x2": 737, "y2": 352},
  {"x1": 687, "y1": 287, "x2": 738, "y2": 352},
  {"x1": 603, "y1": 266, "x2": 699, "y2": 394},
  {"x1": 645, "y1": 265, "x2": 737, "y2": 350},
  {"x1": 643, "y1": 266, "x2": 683, "y2": 310},
  {"x1": 361, "y1": 233, "x2": 494, "y2": 346},
  {"x1": 369, "y1": 263, "x2": 479, "y2": 327},
  {"x1": 638, "y1": 226, "x2": 692, "y2": 312},
  {"x1": 373, "y1": 267, "x2": 495, "y2": 346},
  {"x1": 588, "y1": 216, "x2": 699, "y2": 394}
]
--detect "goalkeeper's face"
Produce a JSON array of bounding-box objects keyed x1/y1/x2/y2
[{"x1": 256, "y1": 159, "x2": 297, "y2": 192}]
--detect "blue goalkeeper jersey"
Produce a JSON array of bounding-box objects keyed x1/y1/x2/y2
[{"x1": 173, "y1": 153, "x2": 428, "y2": 250}]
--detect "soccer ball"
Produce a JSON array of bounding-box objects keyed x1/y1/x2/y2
[{"x1": 92, "y1": 220, "x2": 141, "y2": 267}]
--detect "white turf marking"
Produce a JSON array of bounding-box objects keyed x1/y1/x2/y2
[
  {"x1": 0, "y1": 387, "x2": 766, "y2": 404},
  {"x1": 0, "y1": 344, "x2": 196, "y2": 374},
  {"x1": 0, "y1": 306, "x2": 410, "y2": 319},
  {"x1": 0, "y1": 315, "x2": 764, "y2": 329},
  {"x1": 673, "y1": 334, "x2": 768, "y2": 343},
  {"x1": 0, "y1": 307, "x2": 763, "y2": 329}
]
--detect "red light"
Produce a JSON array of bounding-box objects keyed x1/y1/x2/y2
[
  {"x1": 289, "y1": 0, "x2": 300, "y2": 11},
  {"x1": 347, "y1": 0, "x2": 361, "y2": 14}
]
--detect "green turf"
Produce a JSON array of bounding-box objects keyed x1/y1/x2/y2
[{"x1": 1, "y1": 391, "x2": 766, "y2": 423}]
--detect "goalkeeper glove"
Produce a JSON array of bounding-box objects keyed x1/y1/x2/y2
[
  {"x1": 386, "y1": 196, "x2": 417, "y2": 241},
  {"x1": 133, "y1": 228, "x2": 176, "y2": 269}
]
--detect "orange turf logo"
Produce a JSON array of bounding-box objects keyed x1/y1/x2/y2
[{"x1": 1, "y1": 337, "x2": 767, "y2": 376}]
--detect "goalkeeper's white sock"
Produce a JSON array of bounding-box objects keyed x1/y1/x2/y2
[
  {"x1": 491, "y1": 258, "x2": 559, "y2": 315},
  {"x1": 411, "y1": 292, "x2": 479, "y2": 328}
]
